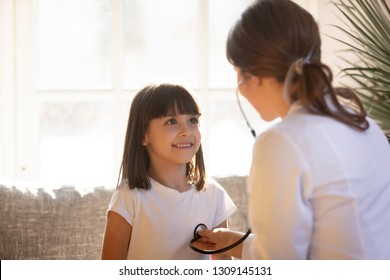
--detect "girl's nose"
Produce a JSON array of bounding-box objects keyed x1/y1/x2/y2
[{"x1": 179, "y1": 123, "x2": 190, "y2": 136}]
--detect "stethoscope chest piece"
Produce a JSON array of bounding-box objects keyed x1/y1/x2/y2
[{"x1": 193, "y1": 223, "x2": 208, "y2": 240}]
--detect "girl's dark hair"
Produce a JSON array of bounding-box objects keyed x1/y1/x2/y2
[
  {"x1": 118, "y1": 83, "x2": 206, "y2": 191},
  {"x1": 227, "y1": 0, "x2": 368, "y2": 130}
]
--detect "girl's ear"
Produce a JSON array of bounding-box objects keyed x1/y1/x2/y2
[
  {"x1": 142, "y1": 132, "x2": 149, "y2": 146},
  {"x1": 142, "y1": 137, "x2": 148, "y2": 146}
]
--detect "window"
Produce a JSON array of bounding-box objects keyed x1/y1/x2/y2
[
  {"x1": 0, "y1": 0, "x2": 16, "y2": 181},
  {"x1": 1, "y1": 0, "x2": 325, "y2": 189},
  {"x1": 37, "y1": 0, "x2": 111, "y2": 89},
  {"x1": 0, "y1": 0, "x2": 2, "y2": 179},
  {"x1": 123, "y1": 0, "x2": 199, "y2": 88}
]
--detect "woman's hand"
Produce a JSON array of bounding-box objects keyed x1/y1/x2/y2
[{"x1": 192, "y1": 228, "x2": 245, "y2": 259}]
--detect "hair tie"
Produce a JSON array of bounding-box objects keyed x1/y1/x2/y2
[
  {"x1": 283, "y1": 51, "x2": 313, "y2": 104},
  {"x1": 294, "y1": 58, "x2": 307, "y2": 75}
]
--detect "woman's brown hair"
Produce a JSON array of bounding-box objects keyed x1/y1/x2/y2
[
  {"x1": 227, "y1": 0, "x2": 368, "y2": 130},
  {"x1": 118, "y1": 83, "x2": 206, "y2": 191}
]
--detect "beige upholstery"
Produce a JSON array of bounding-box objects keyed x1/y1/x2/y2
[{"x1": 0, "y1": 176, "x2": 248, "y2": 260}]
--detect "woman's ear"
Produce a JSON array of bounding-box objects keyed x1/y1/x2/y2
[{"x1": 254, "y1": 76, "x2": 262, "y2": 87}]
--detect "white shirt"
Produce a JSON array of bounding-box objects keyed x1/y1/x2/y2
[
  {"x1": 242, "y1": 102, "x2": 390, "y2": 259},
  {"x1": 107, "y1": 177, "x2": 237, "y2": 260}
]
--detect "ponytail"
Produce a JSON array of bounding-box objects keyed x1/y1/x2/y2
[{"x1": 285, "y1": 59, "x2": 369, "y2": 131}]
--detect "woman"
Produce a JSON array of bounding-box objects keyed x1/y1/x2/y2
[{"x1": 195, "y1": 0, "x2": 390, "y2": 259}]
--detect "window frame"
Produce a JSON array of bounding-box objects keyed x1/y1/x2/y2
[{"x1": 0, "y1": 0, "x2": 325, "y2": 187}]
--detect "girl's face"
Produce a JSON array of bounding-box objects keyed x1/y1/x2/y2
[{"x1": 143, "y1": 113, "x2": 201, "y2": 168}]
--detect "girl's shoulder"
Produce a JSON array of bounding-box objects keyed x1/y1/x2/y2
[
  {"x1": 205, "y1": 177, "x2": 221, "y2": 187},
  {"x1": 115, "y1": 179, "x2": 144, "y2": 196},
  {"x1": 203, "y1": 177, "x2": 228, "y2": 195},
  {"x1": 117, "y1": 179, "x2": 131, "y2": 191}
]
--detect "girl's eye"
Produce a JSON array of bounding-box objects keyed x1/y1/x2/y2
[
  {"x1": 190, "y1": 117, "x2": 199, "y2": 125},
  {"x1": 166, "y1": 118, "x2": 177, "y2": 125}
]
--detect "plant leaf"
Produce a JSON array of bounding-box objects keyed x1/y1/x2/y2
[{"x1": 331, "y1": 0, "x2": 390, "y2": 136}]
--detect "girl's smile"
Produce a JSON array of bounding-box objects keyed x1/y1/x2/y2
[{"x1": 172, "y1": 143, "x2": 194, "y2": 148}]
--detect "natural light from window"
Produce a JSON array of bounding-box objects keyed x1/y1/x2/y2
[{"x1": 3, "y1": 0, "x2": 338, "y2": 190}]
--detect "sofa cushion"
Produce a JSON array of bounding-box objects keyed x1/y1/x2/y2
[
  {"x1": 0, "y1": 176, "x2": 248, "y2": 259},
  {"x1": 0, "y1": 184, "x2": 112, "y2": 260}
]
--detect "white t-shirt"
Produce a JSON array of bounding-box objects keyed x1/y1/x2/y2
[
  {"x1": 107, "y1": 177, "x2": 237, "y2": 260},
  {"x1": 242, "y1": 102, "x2": 390, "y2": 259}
]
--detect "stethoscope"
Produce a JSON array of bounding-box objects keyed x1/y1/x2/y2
[
  {"x1": 189, "y1": 87, "x2": 256, "y2": 255},
  {"x1": 189, "y1": 224, "x2": 252, "y2": 254}
]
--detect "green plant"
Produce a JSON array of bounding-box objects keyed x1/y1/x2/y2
[{"x1": 331, "y1": 0, "x2": 390, "y2": 138}]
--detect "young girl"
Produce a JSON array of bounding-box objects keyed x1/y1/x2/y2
[{"x1": 101, "y1": 83, "x2": 236, "y2": 260}]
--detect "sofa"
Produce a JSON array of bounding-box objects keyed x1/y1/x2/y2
[{"x1": 0, "y1": 176, "x2": 248, "y2": 260}]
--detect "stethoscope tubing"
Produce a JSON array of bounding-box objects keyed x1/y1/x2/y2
[{"x1": 189, "y1": 90, "x2": 255, "y2": 255}]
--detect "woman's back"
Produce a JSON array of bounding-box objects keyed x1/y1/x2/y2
[{"x1": 263, "y1": 102, "x2": 390, "y2": 259}]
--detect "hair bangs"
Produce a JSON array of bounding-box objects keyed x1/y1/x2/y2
[{"x1": 148, "y1": 84, "x2": 200, "y2": 119}]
